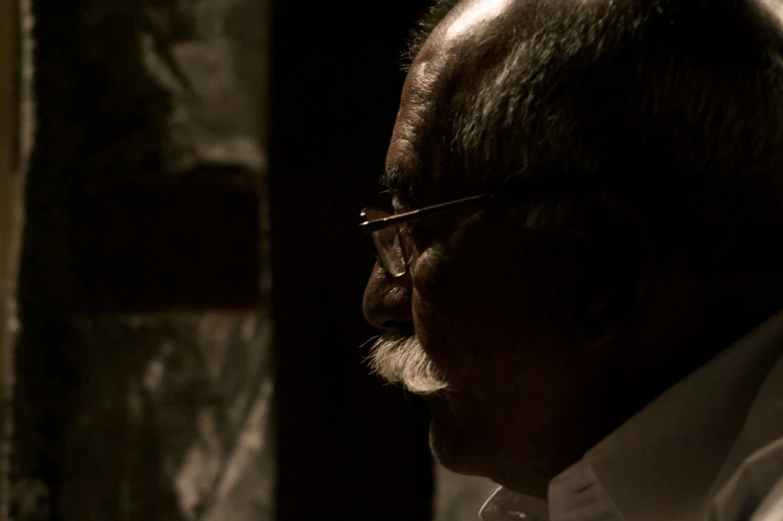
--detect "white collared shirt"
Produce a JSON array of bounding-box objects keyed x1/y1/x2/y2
[{"x1": 480, "y1": 311, "x2": 783, "y2": 521}]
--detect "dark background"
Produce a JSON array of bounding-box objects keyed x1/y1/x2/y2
[
  {"x1": 11, "y1": 0, "x2": 439, "y2": 520},
  {"x1": 269, "y1": 2, "x2": 435, "y2": 520}
]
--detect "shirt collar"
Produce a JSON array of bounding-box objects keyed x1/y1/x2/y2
[
  {"x1": 481, "y1": 310, "x2": 783, "y2": 521},
  {"x1": 480, "y1": 486, "x2": 548, "y2": 521}
]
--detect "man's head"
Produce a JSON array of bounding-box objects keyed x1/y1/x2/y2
[{"x1": 363, "y1": 0, "x2": 783, "y2": 496}]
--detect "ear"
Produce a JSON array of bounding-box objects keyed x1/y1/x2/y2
[{"x1": 563, "y1": 192, "x2": 654, "y2": 347}]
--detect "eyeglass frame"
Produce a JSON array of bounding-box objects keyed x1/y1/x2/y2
[
  {"x1": 358, "y1": 175, "x2": 612, "y2": 278},
  {"x1": 359, "y1": 193, "x2": 498, "y2": 278}
]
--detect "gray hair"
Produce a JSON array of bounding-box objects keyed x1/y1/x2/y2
[
  {"x1": 412, "y1": 0, "x2": 783, "y2": 269},
  {"x1": 369, "y1": 333, "x2": 449, "y2": 395}
]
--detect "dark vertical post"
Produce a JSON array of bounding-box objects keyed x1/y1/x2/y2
[{"x1": 269, "y1": 2, "x2": 435, "y2": 521}]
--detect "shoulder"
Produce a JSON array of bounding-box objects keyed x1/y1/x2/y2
[{"x1": 708, "y1": 436, "x2": 783, "y2": 521}]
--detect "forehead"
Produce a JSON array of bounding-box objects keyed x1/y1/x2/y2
[{"x1": 384, "y1": 0, "x2": 517, "y2": 204}]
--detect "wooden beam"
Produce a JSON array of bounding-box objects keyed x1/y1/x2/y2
[{"x1": 269, "y1": 2, "x2": 435, "y2": 520}]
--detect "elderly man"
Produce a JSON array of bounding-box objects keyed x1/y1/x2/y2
[{"x1": 360, "y1": 0, "x2": 783, "y2": 520}]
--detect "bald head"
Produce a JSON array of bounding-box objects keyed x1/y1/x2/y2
[
  {"x1": 387, "y1": 0, "x2": 525, "y2": 201},
  {"x1": 388, "y1": 0, "x2": 783, "y2": 266}
]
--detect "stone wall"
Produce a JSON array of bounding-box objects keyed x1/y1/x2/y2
[
  {"x1": 12, "y1": 1, "x2": 272, "y2": 520},
  {"x1": 1, "y1": 0, "x2": 30, "y2": 519}
]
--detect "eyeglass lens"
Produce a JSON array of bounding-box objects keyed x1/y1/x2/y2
[{"x1": 365, "y1": 208, "x2": 407, "y2": 277}]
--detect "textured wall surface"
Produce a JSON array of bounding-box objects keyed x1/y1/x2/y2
[
  {"x1": 1, "y1": 0, "x2": 31, "y2": 519},
  {"x1": 0, "y1": 1, "x2": 17, "y2": 518},
  {"x1": 12, "y1": 0, "x2": 272, "y2": 520}
]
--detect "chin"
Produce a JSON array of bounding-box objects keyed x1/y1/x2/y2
[
  {"x1": 425, "y1": 397, "x2": 557, "y2": 497},
  {"x1": 425, "y1": 396, "x2": 487, "y2": 477},
  {"x1": 428, "y1": 416, "x2": 481, "y2": 475}
]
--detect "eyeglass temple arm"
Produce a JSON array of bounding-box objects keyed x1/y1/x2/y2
[{"x1": 359, "y1": 193, "x2": 492, "y2": 234}]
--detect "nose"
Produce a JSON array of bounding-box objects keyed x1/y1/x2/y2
[{"x1": 362, "y1": 263, "x2": 414, "y2": 332}]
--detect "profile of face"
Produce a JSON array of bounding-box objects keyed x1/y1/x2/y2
[{"x1": 362, "y1": 0, "x2": 655, "y2": 496}]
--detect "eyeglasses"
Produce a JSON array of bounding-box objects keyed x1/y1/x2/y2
[
  {"x1": 359, "y1": 193, "x2": 493, "y2": 278},
  {"x1": 359, "y1": 175, "x2": 607, "y2": 278}
]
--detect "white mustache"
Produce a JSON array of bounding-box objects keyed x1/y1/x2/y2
[{"x1": 368, "y1": 333, "x2": 449, "y2": 395}]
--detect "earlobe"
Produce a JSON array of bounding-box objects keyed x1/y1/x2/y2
[{"x1": 566, "y1": 192, "x2": 654, "y2": 347}]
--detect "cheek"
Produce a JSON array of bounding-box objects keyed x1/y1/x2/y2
[
  {"x1": 410, "y1": 245, "x2": 475, "y2": 364},
  {"x1": 411, "y1": 235, "x2": 562, "y2": 355}
]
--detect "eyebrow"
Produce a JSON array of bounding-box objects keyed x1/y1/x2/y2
[{"x1": 379, "y1": 163, "x2": 420, "y2": 202}]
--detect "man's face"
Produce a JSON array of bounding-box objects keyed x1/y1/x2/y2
[{"x1": 362, "y1": 0, "x2": 619, "y2": 495}]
